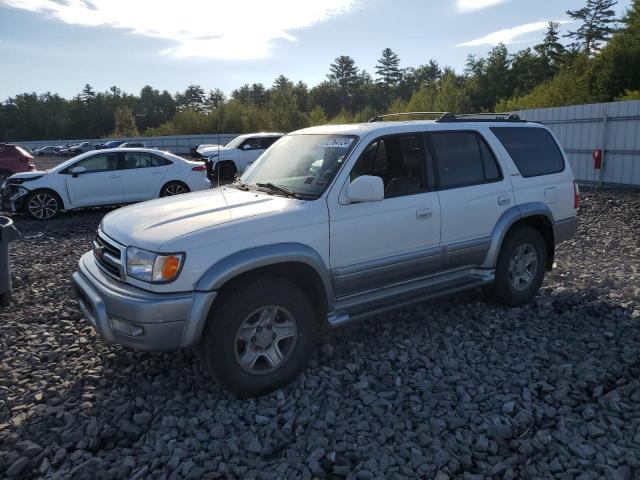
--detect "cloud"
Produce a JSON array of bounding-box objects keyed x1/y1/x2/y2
[
  {"x1": 458, "y1": 20, "x2": 570, "y2": 47},
  {"x1": 457, "y1": 0, "x2": 511, "y2": 12},
  {"x1": 1, "y1": 0, "x2": 357, "y2": 60}
]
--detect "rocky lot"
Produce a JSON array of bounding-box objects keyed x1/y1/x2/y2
[{"x1": 0, "y1": 187, "x2": 639, "y2": 479}]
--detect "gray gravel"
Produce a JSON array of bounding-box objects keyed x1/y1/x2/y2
[{"x1": 1, "y1": 187, "x2": 639, "y2": 479}]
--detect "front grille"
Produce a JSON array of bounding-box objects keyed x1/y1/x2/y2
[{"x1": 93, "y1": 233, "x2": 123, "y2": 279}]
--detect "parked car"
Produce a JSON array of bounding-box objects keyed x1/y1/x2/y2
[
  {"x1": 72, "y1": 114, "x2": 578, "y2": 397},
  {"x1": 118, "y1": 141, "x2": 146, "y2": 148},
  {"x1": 1, "y1": 148, "x2": 211, "y2": 219},
  {"x1": 198, "y1": 133, "x2": 283, "y2": 180},
  {"x1": 34, "y1": 146, "x2": 60, "y2": 156},
  {"x1": 0, "y1": 143, "x2": 36, "y2": 184},
  {"x1": 95, "y1": 140, "x2": 125, "y2": 150}
]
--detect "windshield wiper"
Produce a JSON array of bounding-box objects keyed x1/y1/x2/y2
[
  {"x1": 232, "y1": 179, "x2": 250, "y2": 191},
  {"x1": 255, "y1": 182, "x2": 312, "y2": 200}
]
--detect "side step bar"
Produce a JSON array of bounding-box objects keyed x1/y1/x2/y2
[{"x1": 326, "y1": 270, "x2": 494, "y2": 328}]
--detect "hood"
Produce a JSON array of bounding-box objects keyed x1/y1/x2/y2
[
  {"x1": 101, "y1": 187, "x2": 302, "y2": 251},
  {"x1": 197, "y1": 145, "x2": 230, "y2": 156},
  {"x1": 6, "y1": 171, "x2": 46, "y2": 181}
]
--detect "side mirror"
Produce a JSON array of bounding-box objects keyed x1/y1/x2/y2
[
  {"x1": 346, "y1": 175, "x2": 384, "y2": 203},
  {"x1": 242, "y1": 144, "x2": 252, "y2": 151},
  {"x1": 70, "y1": 166, "x2": 87, "y2": 177}
]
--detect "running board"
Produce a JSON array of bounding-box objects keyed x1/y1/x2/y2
[{"x1": 326, "y1": 270, "x2": 494, "y2": 328}]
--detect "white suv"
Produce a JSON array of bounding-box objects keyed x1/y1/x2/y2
[
  {"x1": 72, "y1": 114, "x2": 578, "y2": 396},
  {"x1": 198, "y1": 132, "x2": 283, "y2": 180}
]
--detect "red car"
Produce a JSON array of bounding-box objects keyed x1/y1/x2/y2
[{"x1": 0, "y1": 144, "x2": 36, "y2": 183}]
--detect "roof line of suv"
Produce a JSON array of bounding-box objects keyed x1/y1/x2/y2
[{"x1": 368, "y1": 112, "x2": 527, "y2": 123}]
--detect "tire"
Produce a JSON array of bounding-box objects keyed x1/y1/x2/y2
[
  {"x1": 487, "y1": 225, "x2": 547, "y2": 307},
  {"x1": 160, "y1": 181, "x2": 190, "y2": 197},
  {"x1": 213, "y1": 162, "x2": 237, "y2": 182},
  {"x1": 199, "y1": 275, "x2": 318, "y2": 397},
  {"x1": 25, "y1": 190, "x2": 62, "y2": 220}
]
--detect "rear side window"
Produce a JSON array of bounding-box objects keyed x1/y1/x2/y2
[
  {"x1": 260, "y1": 137, "x2": 280, "y2": 149},
  {"x1": 431, "y1": 131, "x2": 502, "y2": 189},
  {"x1": 491, "y1": 127, "x2": 565, "y2": 177}
]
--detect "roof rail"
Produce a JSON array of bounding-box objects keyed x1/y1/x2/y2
[
  {"x1": 436, "y1": 112, "x2": 524, "y2": 123},
  {"x1": 368, "y1": 112, "x2": 450, "y2": 122}
]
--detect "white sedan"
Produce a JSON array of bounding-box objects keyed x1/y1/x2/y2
[{"x1": 0, "y1": 148, "x2": 211, "y2": 220}]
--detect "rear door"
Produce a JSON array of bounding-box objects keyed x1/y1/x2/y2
[
  {"x1": 65, "y1": 153, "x2": 123, "y2": 207},
  {"x1": 430, "y1": 130, "x2": 514, "y2": 266},
  {"x1": 120, "y1": 152, "x2": 169, "y2": 202}
]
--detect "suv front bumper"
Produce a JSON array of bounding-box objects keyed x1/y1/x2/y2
[{"x1": 72, "y1": 252, "x2": 216, "y2": 350}]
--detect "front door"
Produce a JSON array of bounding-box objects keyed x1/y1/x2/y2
[
  {"x1": 329, "y1": 133, "x2": 441, "y2": 298},
  {"x1": 65, "y1": 153, "x2": 123, "y2": 207}
]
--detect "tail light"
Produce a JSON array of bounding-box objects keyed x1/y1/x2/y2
[
  {"x1": 573, "y1": 182, "x2": 580, "y2": 210},
  {"x1": 192, "y1": 165, "x2": 206, "y2": 172}
]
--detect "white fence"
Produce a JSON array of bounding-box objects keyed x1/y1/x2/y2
[
  {"x1": 17, "y1": 134, "x2": 240, "y2": 155},
  {"x1": 518, "y1": 100, "x2": 640, "y2": 187}
]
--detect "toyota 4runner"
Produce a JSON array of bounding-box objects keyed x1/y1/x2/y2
[{"x1": 72, "y1": 113, "x2": 578, "y2": 397}]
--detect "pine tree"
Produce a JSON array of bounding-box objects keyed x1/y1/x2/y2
[
  {"x1": 566, "y1": 0, "x2": 618, "y2": 53},
  {"x1": 375, "y1": 48, "x2": 402, "y2": 86},
  {"x1": 535, "y1": 22, "x2": 566, "y2": 67},
  {"x1": 112, "y1": 106, "x2": 139, "y2": 137},
  {"x1": 327, "y1": 56, "x2": 359, "y2": 110}
]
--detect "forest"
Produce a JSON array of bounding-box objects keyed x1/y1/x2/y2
[{"x1": 1, "y1": 0, "x2": 638, "y2": 141}]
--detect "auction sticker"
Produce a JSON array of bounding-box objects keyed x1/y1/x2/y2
[{"x1": 318, "y1": 137, "x2": 354, "y2": 148}]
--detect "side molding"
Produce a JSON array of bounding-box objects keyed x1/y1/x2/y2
[
  {"x1": 195, "y1": 243, "x2": 334, "y2": 309},
  {"x1": 482, "y1": 202, "x2": 554, "y2": 268}
]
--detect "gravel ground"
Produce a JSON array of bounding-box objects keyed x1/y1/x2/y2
[{"x1": 0, "y1": 187, "x2": 639, "y2": 480}]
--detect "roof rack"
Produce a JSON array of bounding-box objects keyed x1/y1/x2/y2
[
  {"x1": 437, "y1": 112, "x2": 524, "y2": 123},
  {"x1": 368, "y1": 112, "x2": 450, "y2": 122}
]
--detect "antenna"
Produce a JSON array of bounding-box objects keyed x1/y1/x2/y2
[{"x1": 216, "y1": 104, "x2": 229, "y2": 209}]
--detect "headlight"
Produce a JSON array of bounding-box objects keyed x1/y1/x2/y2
[{"x1": 126, "y1": 247, "x2": 185, "y2": 283}]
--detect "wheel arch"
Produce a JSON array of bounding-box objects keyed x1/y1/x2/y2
[
  {"x1": 483, "y1": 203, "x2": 555, "y2": 271},
  {"x1": 26, "y1": 187, "x2": 69, "y2": 210},
  {"x1": 182, "y1": 243, "x2": 333, "y2": 347}
]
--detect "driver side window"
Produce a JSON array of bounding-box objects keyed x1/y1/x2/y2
[{"x1": 350, "y1": 134, "x2": 427, "y2": 198}]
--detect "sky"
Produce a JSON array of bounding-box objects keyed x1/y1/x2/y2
[{"x1": 0, "y1": 0, "x2": 632, "y2": 99}]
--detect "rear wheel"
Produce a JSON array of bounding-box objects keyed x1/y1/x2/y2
[
  {"x1": 199, "y1": 275, "x2": 317, "y2": 397},
  {"x1": 160, "y1": 181, "x2": 190, "y2": 197},
  {"x1": 25, "y1": 190, "x2": 61, "y2": 220},
  {"x1": 487, "y1": 225, "x2": 547, "y2": 306}
]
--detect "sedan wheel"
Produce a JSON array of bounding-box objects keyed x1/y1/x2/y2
[
  {"x1": 160, "y1": 182, "x2": 189, "y2": 197},
  {"x1": 27, "y1": 192, "x2": 60, "y2": 220}
]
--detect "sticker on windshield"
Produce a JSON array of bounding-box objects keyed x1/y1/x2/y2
[{"x1": 318, "y1": 138, "x2": 354, "y2": 148}]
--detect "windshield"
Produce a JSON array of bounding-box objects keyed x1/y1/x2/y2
[
  {"x1": 240, "y1": 134, "x2": 357, "y2": 199},
  {"x1": 225, "y1": 136, "x2": 249, "y2": 149}
]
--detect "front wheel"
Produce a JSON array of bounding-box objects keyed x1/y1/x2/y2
[
  {"x1": 25, "y1": 190, "x2": 61, "y2": 220},
  {"x1": 199, "y1": 275, "x2": 317, "y2": 397},
  {"x1": 487, "y1": 225, "x2": 547, "y2": 306},
  {"x1": 160, "y1": 181, "x2": 190, "y2": 197}
]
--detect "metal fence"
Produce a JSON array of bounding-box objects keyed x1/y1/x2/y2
[
  {"x1": 517, "y1": 100, "x2": 640, "y2": 187},
  {"x1": 16, "y1": 134, "x2": 240, "y2": 156}
]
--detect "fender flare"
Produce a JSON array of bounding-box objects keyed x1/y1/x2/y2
[
  {"x1": 482, "y1": 202, "x2": 554, "y2": 268},
  {"x1": 195, "y1": 242, "x2": 334, "y2": 306}
]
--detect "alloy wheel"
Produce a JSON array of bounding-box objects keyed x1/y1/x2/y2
[
  {"x1": 508, "y1": 243, "x2": 538, "y2": 291},
  {"x1": 163, "y1": 184, "x2": 187, "y2": 196},
  {"x1": 28, "y1": 193, "x2": 58, "y2": 220},
  {"x1": 234, "y1": 305, "x2": 298, "y2": 374}
]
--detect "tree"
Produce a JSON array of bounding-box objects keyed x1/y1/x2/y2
[
  {"x1": 112, "y1": 106, "x2": 139, "y2": 137},
  {"x1": 375, "y1": 48, "x2": 403, "y2": 86},
  {"x1": 566, "y1": 0, "x2": 618, "y2": 53},
  {"x1": 535, "y1": 21, "x2": 567, "y2": 71},
  {"x1": 327, "y1": 55, "x2": 359, "y2": 111},
  {"x1": 309, "y1": 105, "x2": 328, "y2": 125},
  {"x1": 176, "y1": 85, "x2": 206, "y2": 112}
]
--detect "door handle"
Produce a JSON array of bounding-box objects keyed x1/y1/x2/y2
[
  {"x1": 498, "y1": 194, "x2": 512, "y2": 205},
  {"x1": 108, "y1": 175, "x2": 121, "y2": 179},
  {"x1": 416, "y1": 208, "x2": 433, "y2": 220}
]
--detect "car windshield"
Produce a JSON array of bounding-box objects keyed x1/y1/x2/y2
[
  {"x1": 225, "y1": 136, "x2": 249, "y2": 149},
  {"x1": 240, "y1": 134, "x2": 358, "y2": 199}
]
